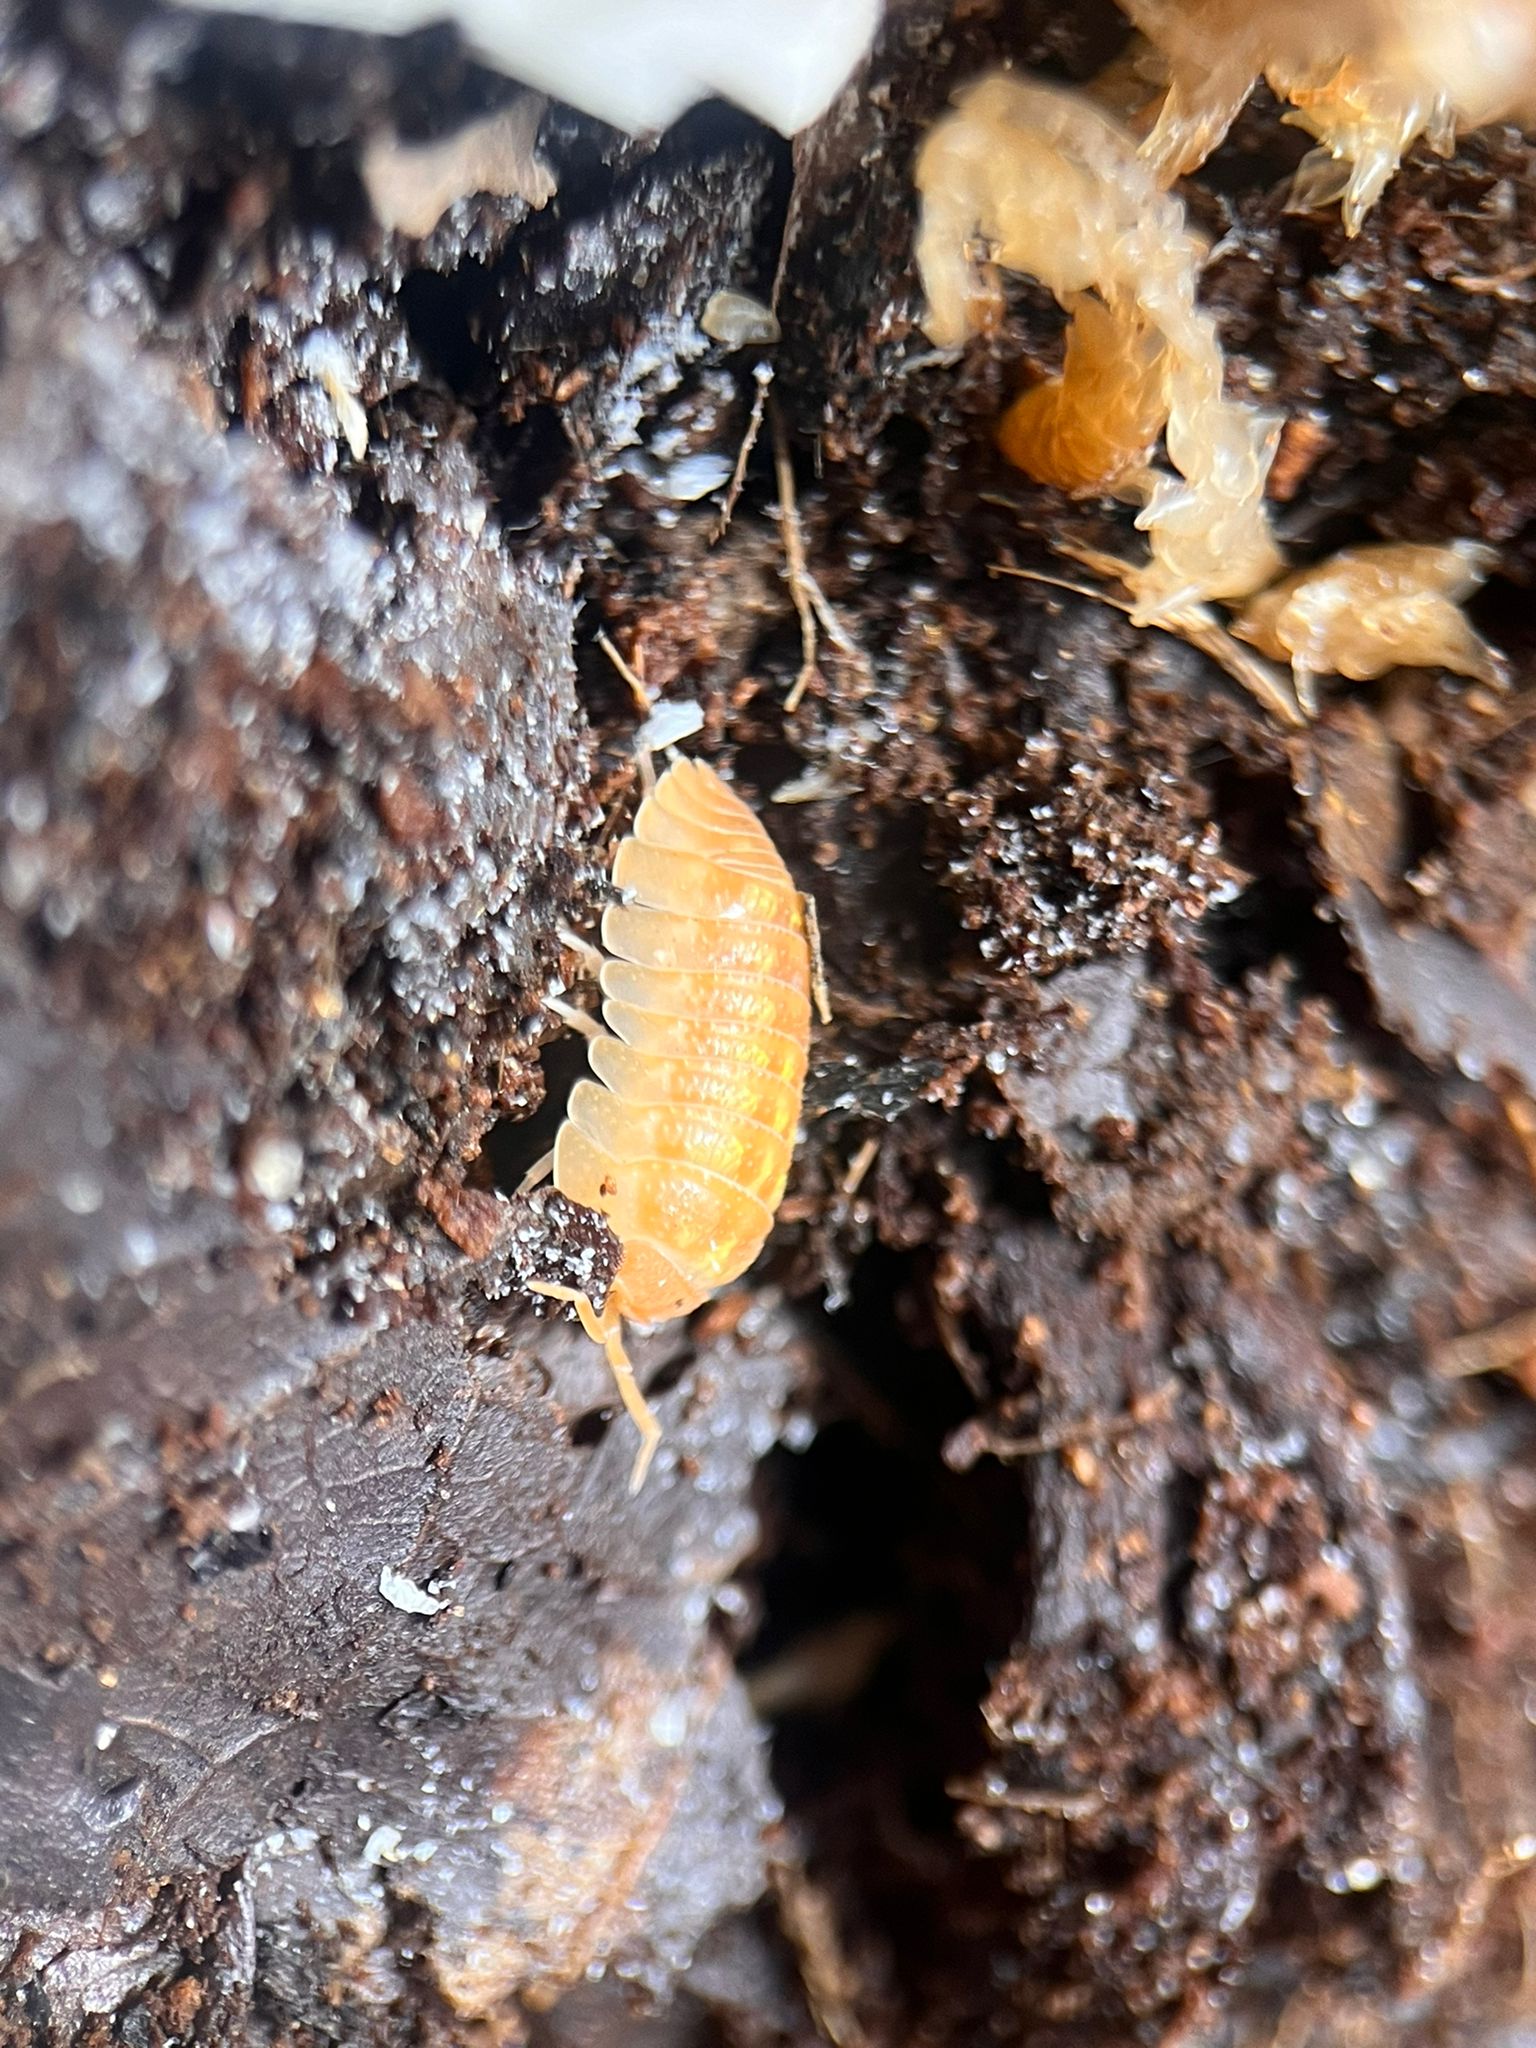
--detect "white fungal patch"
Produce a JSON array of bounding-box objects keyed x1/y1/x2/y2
[{"x1": 181, "y1": 0, "x2": 879, "y2": 137}]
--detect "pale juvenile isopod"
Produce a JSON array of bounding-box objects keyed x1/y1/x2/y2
[
  {"x1": 1231, "y1": 539, "x2": 1506, "y2": 708},
  {"x1": 529, "y1": 756, "x2": 811, "y2": 1490}
]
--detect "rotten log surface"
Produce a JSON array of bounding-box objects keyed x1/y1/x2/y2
[{"x1": 6, "y1": 2, "x2": 1536, "y2": 2044}]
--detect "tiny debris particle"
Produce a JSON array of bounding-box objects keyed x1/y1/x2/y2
[
  {"x1": 633, "y1": 699, "x2": 706, "y2": 751},
  {"x1": 57, "y1": 1170, "x2": 103, "y2": 1216},
  {"x1": 359, "y1": 1823, "x2": 434, "y2": 1865},
  {"x1": 419, "y1": 1176, "x2": 508, "y2": 1259},
  {"x1": 243, "y1": 1133, "x2": 304, "y2": 1203},
  {"x1": 647, "y1": 1696, "x2": 689, "y2": 1748},
  {"x1": 378, "y1": 1566, "x2": 448, "y2": 1616},
  {"x1": 702, "y1": 289, "x2": 781, "y2": 348},
  {"x1": 297, "y1": 331, "x2": 368, "y2": 461}
]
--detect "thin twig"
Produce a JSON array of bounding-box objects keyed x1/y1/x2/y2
[
  {"x1": 594, "y1": 628, "x2": 650, "y2": 716},
  {"x1": 773, "y1": 1865, "x2": 871, "y2": 2048},
  {"x1": 946, "y1": 1772, "x2": 1104, "y2": 1820},
  {"x1": 974, "y1": 1377, "x2": 1178, "y2": 1462},
  {"x1": 772, "y1": 407, "x2": 873, "y2": 713},
  {"x1": 711, "y1": 359, "x2": 773, "y2": 544},
  {"x1": 839, "y1": 1134, "x2": 880, "y2": 1200},
  {"x1": 1433, "y1": 1304, "x2": 1536, "y2": 1381},
  {"x1": 774, "y1": 412, "x2": 820, "y2": 712},
  {"x1": 803, "y1": 892, "x2": 832, "y2": 1025},
  {"x1": 1449, "y1": 258, "x2": 1536, "y2": 295}
]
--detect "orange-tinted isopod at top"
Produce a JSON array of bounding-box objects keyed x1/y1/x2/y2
[{"x1": 534, "y1": 756, "x2": 811, "y2": 1490}]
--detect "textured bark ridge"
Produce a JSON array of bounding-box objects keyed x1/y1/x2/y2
[{"x1": 5, "y1": 2, "x2": 1536, "y2": 2044}]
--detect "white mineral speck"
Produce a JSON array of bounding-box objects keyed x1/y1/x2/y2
[
  {"x1": 378, "y1": 1566, "x2": 448, "y2": 1616},
  {"x1": 362, "y1": 1824, "x2": 403, "y2": 1865},
  {"x1": 648, "y1": 1697, "x2": 689, "y2": 1748},
  {"x1": 633, "y1": 698, "x2": 705, "y2": 750},
  {"x1": 244, "y1": 1133, "x2": 304, "y2": 1202},
  {"x1": 57, "y1": 1171, "x2": 103, "y2": 1216}
]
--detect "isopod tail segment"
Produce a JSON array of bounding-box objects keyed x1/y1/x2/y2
[{"x1": 526, "y1": 1279, "x2": 662, "y2": 1494}]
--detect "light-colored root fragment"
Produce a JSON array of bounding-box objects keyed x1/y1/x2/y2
[
  {"x1": 996, "y1": 553, "x2": 1307, "y2": 728},
  {"x1": 712, "y1": 358, "x2": 773, "y2": 542},
  {"x1": 526, "y1": 1285, "x2": 664, "y2": 1491},
  {"x1": 299, "y1": 333, "x2": 370, "y2": 462},
  {"x1": 1433, "y1": 1304, "x2": 1536, "y2": 1381},
  {"x1": 596, "y1": 628, "x2": 652, "y2": 717},
  {"x1": 772, "y1": 408, "x2": 872, "y2": 713}
]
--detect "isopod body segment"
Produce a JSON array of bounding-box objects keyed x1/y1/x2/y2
[{"x1": 538, "y1": 756, "x2": 811, "y2": 1490}]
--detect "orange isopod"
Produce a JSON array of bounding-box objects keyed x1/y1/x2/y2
[{"x1": 532, "y1": 755, "x2": 811, "y2": 1490}]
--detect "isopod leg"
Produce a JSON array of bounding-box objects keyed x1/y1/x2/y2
[
  {"x1": 527, "y1": 1281, "x2": 664, "y2": 1493},
  {"x1": 517, "y1": 1148, "x2": 555, "y2": 1195},
  {"x1": 576, "y1": 1297, "x2": 663, "y2": 1495},
  {"x1": 557, "y1": 926, "x2": 605, "y2": 979},
  {"x1": 547, "y1": 993, "x2": 604, "y2": 1040}
]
